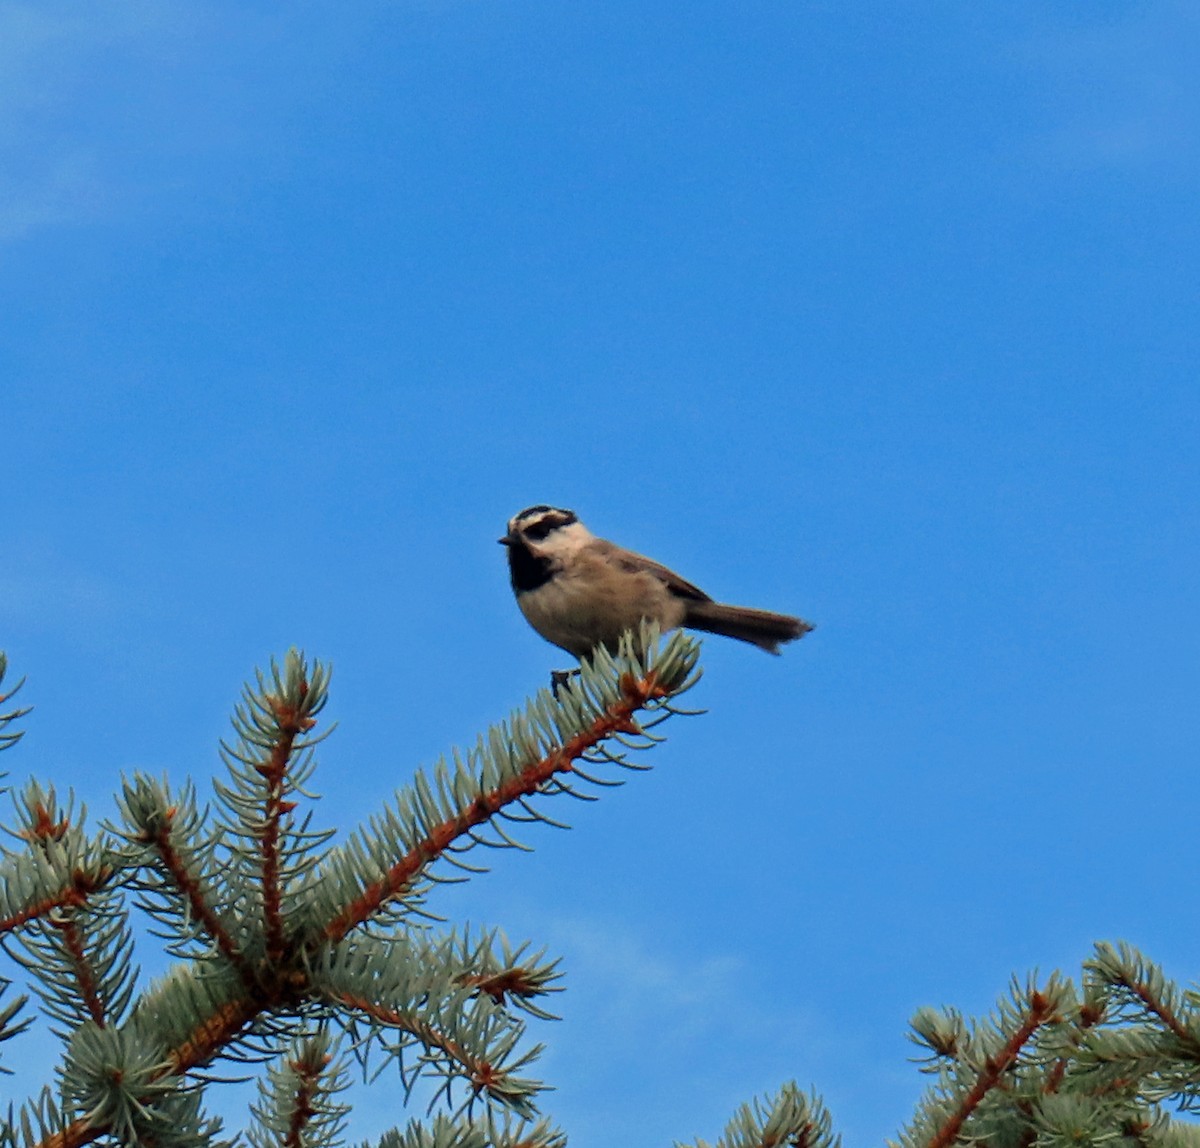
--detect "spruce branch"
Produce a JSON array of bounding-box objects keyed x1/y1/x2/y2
[
  {"x1": 0, "y1": 784, "x2": 131, "y2": 1043},
  {"x1": 899, "y1": 974, "x2": 1072, "y2": 1148},
  {"x1": 1, "y1": 636, "x2": 701, "y2": 1148},
  {"x1": 1043, "y1": 986, "x2": 1105, "y2": 1096},
  {"x1": 1028, "y1": 1092, "x2": 1167, "y2": 1147},
  {"x1": 315, "y1": 932, "x2": 544, "y2": 1118},
  {"x1": 34, "y1": 968, "x2": 263, "y2": 1148},
  {"x1": 0, "y1": 972, "x2": 32, "y2": 1062},
  {"x1": 370, "y1": 1113, "x2": 566, "y2": 1148},
  {"x1": 1071, "y1": 943, "x2": 1200, "y2": 1108},
  {"x1": 254, "y1": 658, "x2": 325, "y2": 962},
  {"x1": 896, "y1": 949, "x2": 1200, "y2": 1147},
  {"x1": 0, "y1": 861, "x2": 110, "y2": 939},
  {"x1": 330, "y1": 925, "x2": 561, "y2": 1024},
  {"x1": 213, "y1": 651, "x2": 334, "y2": 964},
  {"x1": 247, "y1": 1031, "x2": 350, "y2": 1148},
  {"x1": 454, "y1": 931, "x2": 562, "y2": 1022},
  {"x1": 41, "y1": 912, "x2": 105, "y2": 1028},
  {"x1": 679, "y1": 1082, "x2": 839, "y2": 1148},
  {"x1": 6, "y1": 1087, "x2": 73, "y2": 1148},
  {"x1": 114, "y1": 776, "x2": 249, "y2": 977},
  {"x1": 10, "y1": 640, "x2": 1200, "y2": 1148},
  {"x1": 0, "y1": 784, "x2": 116, "y2": 934},
  {"x1": 1087, "y1": 943, "x2": 1199, "y2": 1048},
  {"x1": 61, "y1": 1020, "x2": 233, "y2": 1148},
  {"x1": 0, "y1": 669, "x2": 40, "y2": 1069},
  {"x1": 311, "y1": 626, "x2": 700, "y2": 943},
  {"x1": 0, "y1": 654, "x2": 30, "y2": 754}
]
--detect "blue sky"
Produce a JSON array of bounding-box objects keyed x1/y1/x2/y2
[{"x1": 2, "y1": 2, "x2": 1198, "y2": 1144}]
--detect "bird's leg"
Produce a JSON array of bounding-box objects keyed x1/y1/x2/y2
[{"x1": 550, "y1": 668, "x2": 581, "y2": 698}]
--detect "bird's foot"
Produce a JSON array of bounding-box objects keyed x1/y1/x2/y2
[{"x1": 550, "y1": 668, "x2": 581, "y2": 698}]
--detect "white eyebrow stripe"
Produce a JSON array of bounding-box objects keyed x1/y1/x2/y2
[{"x1": 511, "y1": 506, "x2": 577, "y2": 533}]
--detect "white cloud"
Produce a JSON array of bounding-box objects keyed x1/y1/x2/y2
[
  {"x1": 535, "y1": 911, "x2": 831, "y2": 1066},
  {"x1": 552, "y1": 915, "x2": 746, "y2": 1026}
]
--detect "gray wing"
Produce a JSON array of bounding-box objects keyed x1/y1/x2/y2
[{"x1": 592, "y1": 539, "x2": 713, "y2": 602}]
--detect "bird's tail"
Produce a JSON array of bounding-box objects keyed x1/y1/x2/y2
[{"x1": 682, "y1": 601, "x2": 813, "y2": 654}]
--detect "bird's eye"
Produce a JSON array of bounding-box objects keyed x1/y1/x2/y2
[{"x1": 525, "y1": 520, "x2": 554, "y2": 541}]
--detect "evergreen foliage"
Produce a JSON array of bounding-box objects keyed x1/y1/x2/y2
[{"x1": 0, "y1": 638, "x2": 1198, "y2": 1147}]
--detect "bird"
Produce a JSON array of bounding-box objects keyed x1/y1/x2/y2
[{"x1": 499, "y1": 504, "x2": 813, "y2": 660}]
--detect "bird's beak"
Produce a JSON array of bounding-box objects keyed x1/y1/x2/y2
[{"x1": 497, "y1": 535, "x2": 511, "y2": 546}]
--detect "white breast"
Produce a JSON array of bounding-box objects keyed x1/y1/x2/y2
[{"x1": 518, "y1": 543, "x2": 686, "y2": 658}]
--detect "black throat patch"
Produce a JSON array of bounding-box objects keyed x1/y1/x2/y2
[{"x1": 506, "y1": 538, "x2": 555, "y2": 593}]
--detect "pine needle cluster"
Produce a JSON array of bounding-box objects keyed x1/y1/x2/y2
[
  {"x1": 1, "y1": 640, "x2": 1199, "y2": 1147},
  {"x1": 900, "y1": 952, "x2": 1200, "y2": 1148}
]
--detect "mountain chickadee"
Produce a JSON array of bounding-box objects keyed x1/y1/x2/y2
[{"x1": 499, "y1": 505, "x2": 813, "y2": 659}]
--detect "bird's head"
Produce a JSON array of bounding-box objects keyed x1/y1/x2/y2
[{"x1": 499, "y1": 505, "x2": 594, "y2": 577}]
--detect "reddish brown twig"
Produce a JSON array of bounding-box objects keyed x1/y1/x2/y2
[
  {"x1": 323, "y1": 989, "x2": 494, "y2": 1095},
  {"x1": 1112, "y1": 972, "x2": 1194, "y2": 1045},
  {"x1": 1044, "y1": 1000, "x2": 1104, "y2": 1094},
  {"x1": 0, "y1": 868, "x2": 111, "y2": 935},
  {"x1": 18, "y1": 801, "x2": 69, "y2": 844},
  {"x1": 323, "y1": 671, "x2": 666, "y2": 943},
  {"x1": 37, "y1": 1123, "x2": 105, "y2": 1148},
  {"x1": 260, "y1": 684, "x2": 314, "y2": 963},
  {"x1": 148, "y1": 813, "x2": 248, "y2": 979},
  {"x1": 167, "y1": 993, "x2": 261, "y2": 1075},
  {"x1": 53, "y1": 913, "x2": 106, "y2": 1028},
  {"x1": 461, "y1": 967, "x2": 542, "y2": 1004},
  {"x1": 283, "y1": 1046, "x2": 329, "y2": 1148},
  {"x1": 927, "y1": 989, "x2": 1058, "y2": 1148}
]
